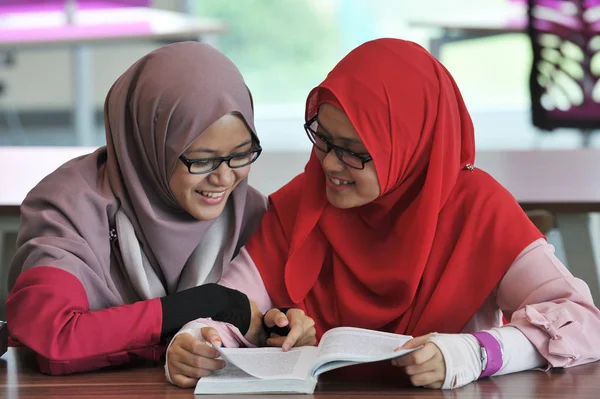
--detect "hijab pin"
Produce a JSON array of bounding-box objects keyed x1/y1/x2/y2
[{"x1": 464, "y1": 164, "x2": 474, "y2": 172}]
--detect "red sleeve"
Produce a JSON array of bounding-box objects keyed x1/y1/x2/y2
[{"x1": 6, "y1": 266, "x2": 164, "y2": 375}]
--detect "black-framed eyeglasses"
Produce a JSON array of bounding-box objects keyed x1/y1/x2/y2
[
  {"x1": 304, "y1": 116, "x2": 372, "y2": 170},
  {"x1": 179, "y1": 145, "x2": 262, "y2": 175}
]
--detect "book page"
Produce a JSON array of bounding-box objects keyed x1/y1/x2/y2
[
  {"x1": 204, "y1": 361, "x2": 259, "y2": 381},
  {"x1": 216, "y1": 346, "x2": 319, "y2": 380},
  {"x1": 196, "y1": 362, "x2": 318, "y2": 394},
  {"x1": 312, "y1": 327, "x2": 417, "y2": 375}
]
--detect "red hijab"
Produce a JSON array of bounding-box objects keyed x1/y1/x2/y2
[{"x1": 247, "y1": 39, "x2": 542, "y2": 338}]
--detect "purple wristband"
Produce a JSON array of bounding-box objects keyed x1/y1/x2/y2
[{"x1": 471, "y1": 331, "x2": 503, "y2": 378}]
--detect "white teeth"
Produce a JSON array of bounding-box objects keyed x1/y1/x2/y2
[
  {"x1": 200, "y1": 191, "x2": 225, "y2": 198},
  {"x1": 331, "y1": 178, "x2": 352, "y2": 186}
]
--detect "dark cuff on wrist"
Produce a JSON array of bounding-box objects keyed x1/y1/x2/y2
[{"x1": 160, "y1": 283, "x2": 251, "y2": 338}]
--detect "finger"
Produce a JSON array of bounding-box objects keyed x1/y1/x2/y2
[
  {"x1": 179, "y1": 340, "x2": 221, "y2": 359},
  {"x1": 265, "y1": 333, "x2": 318, "y2": 348},
  {"x1": 275, "y1": 313, "x2": 289, "y2": 328},
  {"x1": 281, "y1": 320, "x2": 306, "y2": 351},
  {"x1": 171, "y1": 342, "x2": 226, "y2": 370},
  {"x1": 409, "y1": 371, "x2": 443, "y2": 387},
  {"x1": 263, "y1": 309, "x2": 289, "y2": 328},
  {"x1": 173, "y1": 334, "x2": 221, "y2": 359},
  {"x1": 400, "y1": 333, "x2": 437, "y2": 349},
  {"x1": 424, "y1": 382, "x2": 443, "y2": 389},
  {"x1": 402, "y1": 356, "x2": 441, "y2": 376},
  {"x1": 175, "y1": 351, "x2": 227, "y2": 371},
  {"x1": 282, "y1": 310, "x2": 315, "y2": 350},
  {"x1": 265, "y1": 335, "x2": 286, "y2": 347},
  {"x1": 392, "y1": 344, "x2": 438, "y2": 367},
  {"x1": 200, "y1": 327, "x2": 223, "y2": 348},
  {"x1": 295, "y1": 327, "x2": 317, "y2": 347},
  {"x1": 172, "y1": 361, "x2": 223, "y2": 379},
  {"x1": 171, "y1": 373, "x2": 199, "y2": 388}
]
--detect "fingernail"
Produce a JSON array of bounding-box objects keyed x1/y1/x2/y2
[
  {"x1": 213, "y1": 338, "x2": 222, "y2": 347},
  {"x1": 283, "y1": 344, "x2": 290, "y2": 351}
]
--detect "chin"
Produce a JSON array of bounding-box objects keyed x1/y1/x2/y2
[
  {"x1": 327, "y1": 191, "x2": 375, "y2": 209},
  {"x1": 326, "y1": 193, "x2": 354, "y2": 209},
  {"x1": 192, "y1": 209, "x2": 223, "y2": 221},
  {"x1": 190, "y1": 203, "x2": 227, "y2": 221}
]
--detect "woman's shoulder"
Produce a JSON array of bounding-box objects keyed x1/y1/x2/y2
[
  {"x1": 23, "y1": 148, "x2": 116, "y2": 218},
  {"x1": 442, "y1": 167, "x2": 525, "y2": 222},
  {"x1": 26, "y1": 148, "x2": 109, "y2": 200},
  {"x1": 454, "y1": 167, "x2": 515, "y2": 204}
]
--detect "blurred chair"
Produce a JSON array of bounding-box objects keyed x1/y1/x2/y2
[
  {"x1": 0, "y1": 50, "x2": 24, "y2": 144},
  {"x1": 527, "y1": 209, "x2": 555, "y2": 235},
  {"x1": 527, "y1": 0, "x2": 600, "y2": 146}
]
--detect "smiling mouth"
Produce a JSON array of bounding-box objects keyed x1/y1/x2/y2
[
  {"x1": 198, "y1": 190, "x2": 226, "y2": 198},
  {"x1": 329, "y1": 177, "x2": 354, "y2": 186}
]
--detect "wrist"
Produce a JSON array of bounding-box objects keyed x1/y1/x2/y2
[
  {"x1": 160, "y1": 284, "x2": 251, "y2": 337},
  {"x1": 471, "y1": 331, "x2": 503, "y2": 378},
  {"x1": 428, "y1": 333, "x2": 482, "y2": 389}
]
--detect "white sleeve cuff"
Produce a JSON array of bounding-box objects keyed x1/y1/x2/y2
[
  {"x1": 428, "y1": 333, "x2": 482, "y2": 389},
  {"x1": 429, "y1": 326, "x2": 547, "y2": 390},
  {"x1": 486, "y1": 326, "x2": 547, "y2": 375}
]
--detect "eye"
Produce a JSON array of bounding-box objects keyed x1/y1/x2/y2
[{"x1": 316, "y1": 129, "x2": 332, "y2": 140}]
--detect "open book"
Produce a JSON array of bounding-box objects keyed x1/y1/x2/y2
[{"x1": 194, "y1": 326, "x2": 417, "y2": 394}]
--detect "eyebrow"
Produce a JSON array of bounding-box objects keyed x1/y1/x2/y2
[
  {"x1": 316, "y1": 118, "x2": 364, "y2": 145},
  {"x1": 186, "y1": 139, "x2": 253, "y2": 155}
]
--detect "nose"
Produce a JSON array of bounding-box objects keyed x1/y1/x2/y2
[
  {"x1": 321, "y1": 149, "x2": 345, "y2": 173},
  {"x1": 207, "y1": 162, "x2": 235, "y2": 188}
]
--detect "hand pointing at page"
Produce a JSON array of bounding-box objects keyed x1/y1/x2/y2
[{"x1": 262, "y1": 308, "x2": 317, "y2": 351}]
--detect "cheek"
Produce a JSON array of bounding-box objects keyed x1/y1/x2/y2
[
  {"x1": 170, "y1": 170, "x2": 204, "y2": 200},
  {"x1": 233, "y1": 165, "x2": 251, "y2": 185},
  {"x1": 353, "y1": 169, "x2": 380, "y2": 199},
  {"x1": 168, "y1": 173, "x2": 183, "y2": 199}
]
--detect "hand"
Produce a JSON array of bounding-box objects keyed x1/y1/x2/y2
[
  {"x1": 166, "y1": 327, "x2": 226, "y2": 388},
  {"x1": 243, "y1": 300, "x2": 267, "y2": 346},
  {"x1": 263, "y1": 308, "x2": 317, "y2": 351},
  {"x1": 391, "y1": 333, "x2": 446, "y2": 389}
]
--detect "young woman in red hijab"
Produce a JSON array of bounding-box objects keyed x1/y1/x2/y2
[{"x1": 166, "y1": 38, "x2": 600, "y2": 389}]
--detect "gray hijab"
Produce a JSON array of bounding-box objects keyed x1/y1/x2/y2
[{"x1": 8, "y1": 42, "x2": 266, "y2": 309}]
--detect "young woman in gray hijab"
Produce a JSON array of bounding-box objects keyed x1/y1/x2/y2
[{"x1": 6, "y1": 42, "x2": 270, "y2": 375}]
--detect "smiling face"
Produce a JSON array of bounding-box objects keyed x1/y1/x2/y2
[
  {"x1": 314, "y1": 103, "x2": 381, "y2": 209},
  {"x1": 169, "y1": 113, "x2": 254, "y2": 220}
]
